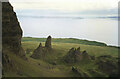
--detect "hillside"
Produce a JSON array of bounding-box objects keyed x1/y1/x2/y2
[
  {"x1": 2, "y1": 2, "x2": 119, "y2": 78},
  {"x1": 22, "y1": 37, "x2": 107, "y2": 46},
  {"x1": 21, "y1": 37, "x2": 118, "y2": 57},
  {"x1": 3, "y1": 37, "x2": 118, "y2": 77}
]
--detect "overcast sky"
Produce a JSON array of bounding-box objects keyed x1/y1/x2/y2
[
  {"x1": 8, "y1": 0, "x2": 119, "y2": 46},
  {"x1": 9, "y1": 0, "x2": 119, "y2": 12}
]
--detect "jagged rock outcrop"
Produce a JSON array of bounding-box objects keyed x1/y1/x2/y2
[
  {"x1": 2, "y1": 2, "x2": 25, "y2": 57},
  {"x1": 63, "y1": 47, "x2": 91, "y2": 63},
  {"x1": 31, "y1": 43, "x2": 45, "y2": 59},
  {"x1": 45, "y1": 36, "x2": 52, "y2": 48},
  {"x1": 31, "y1": 36, "x2": 52, "y2": 59},
  {"x1": 82, "y1": 50, "x2": 91, "y2": 60}
]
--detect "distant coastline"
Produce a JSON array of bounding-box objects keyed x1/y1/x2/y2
[{"x1": 17, "y1": 15, "x2": 118, "y2": 20}]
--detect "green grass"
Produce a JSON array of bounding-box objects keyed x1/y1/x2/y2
[
  {"x1": 22, "y1": 41, "x2": 118, "y2": 57},
  {"x1": 22, "y1": 37, "x2": 107, "y2": 46},
  {"x1": 3, "y1": 37, "x2": 119, "y2": 77}
]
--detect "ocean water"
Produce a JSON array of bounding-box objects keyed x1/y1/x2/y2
[{"x1": 17, "y1": 16, "x2": 118, "y2": 46}]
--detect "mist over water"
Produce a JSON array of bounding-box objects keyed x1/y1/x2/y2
[{"x1": 17, "y1": 16, "x2": 118, "y2": 46}]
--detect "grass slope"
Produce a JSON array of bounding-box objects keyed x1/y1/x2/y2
[
  {"x1": 3, "y1": 37, "x2": 119, "y2": 77},
  {"x1": 22, "y1": 37, "x2": 107, "y2": 46}
]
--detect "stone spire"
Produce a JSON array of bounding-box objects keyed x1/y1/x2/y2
[
  {"x1": 77, "y1": 47, "x2": 80, "y2": 51},
  {"x1": 45, "y1": 36, "x2": 52, "y2": 48},
  {"x1": 82, "y1": 50, "x2": 91, "y2": 60},
  {"x1": 31, "y1": 43, "x2": 43, "y2": 59},
  {"x1": 38, "y1": 43, "x2": 42, "y2": 49}
]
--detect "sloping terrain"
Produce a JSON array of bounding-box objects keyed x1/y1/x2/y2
[
  {"x1": 3, "y1": 38, "x2": 119, "y2": 77},
  {"x1": 2, "y1": 2, "x2": 119, "y2": 78},
  {"x1": 3, "y1": 38, "x2": 117, "y2": 77}
]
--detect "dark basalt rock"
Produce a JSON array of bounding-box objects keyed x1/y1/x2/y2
[
  {"x1": 82, "y1": 50, "x2": 91, "y2": 60},
  {"x1": 45, "y1": 36, "x2": 52, "y2": 48},
  {"x1": 31, "y1": 36, "x2": 53, "y2": 59},
  {"x1": 63, "y1": 47, "x2": 91, "y2": 63},
  {"x1": 2, "y1": 2, "x2": 25, "y2": 58},
  {"x1": 35, "y1": 43, "x2": 43, "y2": 51},
  {"x1": 31, "y1": 43, "x2": 45, "y2": 59}
]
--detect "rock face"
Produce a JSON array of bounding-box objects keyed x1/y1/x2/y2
[
  {"x1": 2, "y1": 2, "x2": 25, "y2": 57},
  {"x1": 63, "y1": 47, "x2": 91, "y2": 63},
  {"x1": 45, "y1": 36, "x2": 52, "y2": 48}
]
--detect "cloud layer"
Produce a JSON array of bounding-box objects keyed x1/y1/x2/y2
[{"x1": 10, "y1": 0, "x2": 119, "y2": 12}]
